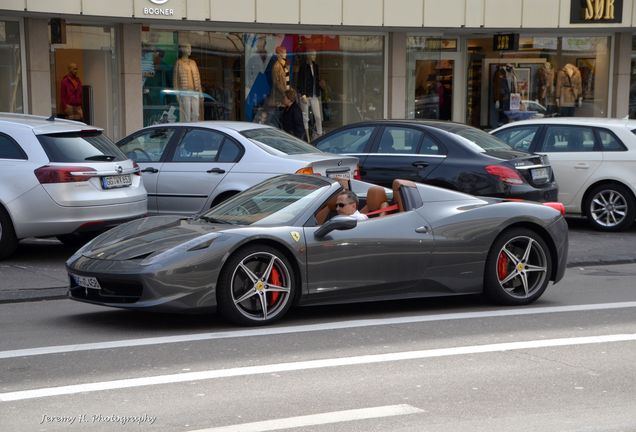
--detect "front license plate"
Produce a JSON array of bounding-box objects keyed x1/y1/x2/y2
[
  {"x1": 531, "y1": 167, "x2": 549, "y2": 181},
  {"x1": 72, "y1": 274, "x2": 101, "y2": 290},
  {"x1": 101, "y1": 174, "x2": 132, "y2": 189},
  {"x1": 327, "y1": 170, "x2": 351, "y2": 180}
]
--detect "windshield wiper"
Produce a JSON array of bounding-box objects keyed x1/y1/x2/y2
[
  {"x1": 85, "y1": 155, "x2": 117, "y2": 161},
  {"x1": 198, "y1": 215, "x2": 231, "y2": 224}
]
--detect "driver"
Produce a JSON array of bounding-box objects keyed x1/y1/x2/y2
[{"x1": 335, "y1": 191, "x2": 368, "y2": 221}]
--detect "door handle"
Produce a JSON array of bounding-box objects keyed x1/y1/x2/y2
[
  {"x1": 412, "y1": 161, "x2": 429, "y2": 168},
  {"x1": 415, "y1": 225, "x2": 431, "y2": 234},
  {"x1": 206, "y1": 168, "x2": 226, "y2": 174},
  {"x1": 141, "y1": 167, "x2": 159, "y2": 173},
  {"x1": 574, "y1": 163, "x2": 589, "y2": 169}
]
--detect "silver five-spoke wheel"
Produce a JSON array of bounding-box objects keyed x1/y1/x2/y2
[{"x1": 585, "y1": 183, "x2": 635, "y2": 232}]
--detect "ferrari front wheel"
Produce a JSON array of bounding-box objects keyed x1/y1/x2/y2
[
  {"x1": 218, "y1": 245, "x2": 295, "y2": 326},
  {"x1": 484, "y1": 228, "x2": 552, "y2": 306}
]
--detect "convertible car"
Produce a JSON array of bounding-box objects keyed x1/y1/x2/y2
[{"x1": 66, "y1": 174, "x2": 568, "y2": 325}]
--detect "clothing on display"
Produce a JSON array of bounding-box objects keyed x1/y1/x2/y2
[
  {"x1": 537, "y1": 62, "x2": 555, "y2": 107},
  {"x1": 493, "y1": 65, "x2": 518, "y2": 111},
  {"x1": 556, "y1": 63, "x2": 582, "y2": 110},
  {"x1": 173, "y1": 43, "x2": 202, "y2": 122},
  {"x1": 298, "y1": 51, "x2": 323, "y2": 137},
  {"x1": 60, "y1": 63, "x2": 83, "y2": 121},
  {"x1": 271, "y1": 46, "x2": 290, "y2": 107}
]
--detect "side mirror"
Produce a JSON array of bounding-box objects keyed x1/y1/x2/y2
[{"x1": 314, "y1": 215, "x2": 357, "y2": 238}]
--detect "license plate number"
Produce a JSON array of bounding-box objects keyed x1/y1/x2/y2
[
  {"x1": 327, "y1": 170, "x2": 351, "y2": 180},
  {"x1": 101, "y1": 174, "x2": 132, "y2": 189},
  {"x1": 531, "y1": 167, "x2": 549, "y2": 181},
  {"x1": 72, "y1": 274, "x2": 101, "y2": 290}
]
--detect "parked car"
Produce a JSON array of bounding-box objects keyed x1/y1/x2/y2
[
  {"x1": 492, "y1": 118, "x2": 636, "y2": 231},
  {"x1": 0, "y1": 113, "x2": 147, "y2": 259},
  {"x1": 313, "y1": 120, "x2": 558, "y2": 202},
  {"x1": 67, "y1": 174, "x2": 568, "y2": 325},
  {"x1": 116, "y1": 121, "x2": 358, "y2": 216}
]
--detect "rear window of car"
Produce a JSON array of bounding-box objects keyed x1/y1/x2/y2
[
  {"x1": 241, "y1": 127, "x2": 323, "y2": 155},
  {"x1": 435, "y1": 124, "x2": 513, "y2": 152},
  {"x1": 37, "y1": 131, "x2": 127, "y2": 162}
]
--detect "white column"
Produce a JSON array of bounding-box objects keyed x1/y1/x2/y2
[
  {"x1": 119, "y1": 24, "x2": 143, "y2": 137},
  {"x1": 611, "y1": 32, "x2": 632, "y2": 118},
  {"x1": 25, "y1": 18, "x2": 52, "y2": 116},
  {"x1": 388, "y1": 32, "x2": 406, "y2": 119}
]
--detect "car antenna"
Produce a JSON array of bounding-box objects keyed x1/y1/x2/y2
[{"x1": 46, "y1": 114, "x2": 56, "y2": 121}]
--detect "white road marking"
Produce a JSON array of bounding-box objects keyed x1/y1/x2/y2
[
  {"x1": 1, "y1": 333, "x2": 635, "y2": 402},
  {"x1": 1, "y1": 301, "x2": 636, "y2": 360},
  {"x1": 187, "y1": 404, "x2": 424, "y2": 432}
]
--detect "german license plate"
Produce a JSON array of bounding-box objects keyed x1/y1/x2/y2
[
  {"x1": 531, "y1": 167, "x2": 549, "y2": 181},
  {"x1": 71, "y1": 274, "x2": 101, "y2": 290},
  {"x1": 101, "y1": 174, "x2": 132, "y2": 189},
  {"x1": 327, "y1": 170, "x2": 351, "y2": 180}
]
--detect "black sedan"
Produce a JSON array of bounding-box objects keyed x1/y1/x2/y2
[
  {"x1": 66, "y1": 174, "x2": 568, "y2": 326},
  {"x1": 314, "y1": 120, "x2": 558, "y2": 202}
]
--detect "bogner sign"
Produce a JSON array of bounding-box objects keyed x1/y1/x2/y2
[
  {"x1": 145, "y1": 0, "x2": 175, "y2": 16},
  {"x1": 570, "y1": 0, "x2": 623, "y2": 23}
]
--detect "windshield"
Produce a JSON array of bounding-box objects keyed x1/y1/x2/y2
[
  {"x1": 37, "y1": 131, "x2": 127, "y2": 162},
  {"x1": 436, "y1": 124, "x2": 513, "y2": 152},
  {"x1": 241, "y1": 128, "x2": 324, "y2": 155},
  {"x1": 201, "y1": 175, "x2": 330, "y2": 226}
]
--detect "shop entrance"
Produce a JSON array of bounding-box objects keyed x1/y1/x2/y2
[{"x1": 50, "y1": 24, "x2": 119, "y2": 139}]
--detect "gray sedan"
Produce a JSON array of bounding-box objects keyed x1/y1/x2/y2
[
  {"x1": 66, "y1": 174, "x2": 568, "y2": 326},
  {"x1": 117, "y1": 122, "x2": 359, "y2": 216}
]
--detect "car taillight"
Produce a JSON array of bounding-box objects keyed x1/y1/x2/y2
[
  {"x1": 295, "y1": 167, "x2": 315, "y2": 175},
  {"x1": 353, "y1": 165, "x2": 362, "y2": 180},
  {"x1": 133, "y1": 161, "x2": 141, "y2": 176},
  {"x1": 485, "y1": 165, "x2": 524, "y2": 185},
  {"x1": 543, "y1": 202, "x2": 566, "y2": 216},
  {"x1": 34, "y1": 165, "x2": 96, "y2": 184}
]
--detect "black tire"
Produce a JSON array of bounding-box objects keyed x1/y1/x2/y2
[
  {"x1": 0, "y1": 208, "x2": 18, "y2": 260},
  {"x1": 217, "y1": 245, "x2": 296, "y2": 326},
  {"x1": 584, "y1": 183, "x2": 636, "y2": 232},
  {"x1": 484, "y1": 228, "x2": 552, "y2": 306}
]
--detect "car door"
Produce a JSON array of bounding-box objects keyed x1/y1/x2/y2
[
  {"x1": 535, "y1": 125, "x2": 602, "y2": 208},
  {"x1": 303, "y1": 211, "x2": 434, "y2": 302},
  {"x1": 156, "y1": 128, "x2": 241, "y2": 215},
  {"x1": 361, "y1": 125, "x2": 446, "y2": 188},
  {"x1": 117, "y1": 127, "x2": 177, "y2": 213}
]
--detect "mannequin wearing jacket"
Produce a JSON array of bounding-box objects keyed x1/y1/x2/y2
[
  {"x1": 537, "y1": 62, "x2": 555, "y2": 108},
  {"x1": 173, "y1": 43, "x2": 202, "y2": 122},
  {"x1": 298, "y1": 50, "x2": 323, "y2": 138},
  {"x1": 271, "y1": 46, "x2": 290, "y2": 107},
  {"x1": 493, "y1": 64, "x2": 517, "y2": 124},
  {"x1": 555, "y1": 63, "x2": 582, "y2": 117}
]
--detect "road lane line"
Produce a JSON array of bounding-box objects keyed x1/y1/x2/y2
[
  {"x1": 2, "y1": 301, "x2": 636, "y2": 360},
  {"x1": 187, "y1": 404, "x2": 424, "y2": 432},
  {"x1": 1, "y1": 333, "x2": 635, "y2": 402}
]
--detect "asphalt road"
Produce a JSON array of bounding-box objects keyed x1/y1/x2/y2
[{"x1": 1, "y1": 262, "x2": 636, "y2": 431}]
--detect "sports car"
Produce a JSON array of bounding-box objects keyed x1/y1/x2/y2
[{"x1": 66, "y1": 174, "x2": 568, "y2": 326}]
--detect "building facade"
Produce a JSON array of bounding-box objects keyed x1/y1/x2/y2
[{"x1": 1, "y1": 0, "x2": 636, "y2": 140}]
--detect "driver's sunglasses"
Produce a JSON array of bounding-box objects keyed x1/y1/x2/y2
[{"x1": 336, "y1": 202, "x2": 353, "y2": 208}]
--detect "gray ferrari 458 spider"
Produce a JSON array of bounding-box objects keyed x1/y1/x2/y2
[{"x1": 66, "y1": 174, "x2": 568, "y2": 326}]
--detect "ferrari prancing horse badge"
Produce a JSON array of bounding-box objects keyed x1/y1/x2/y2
[{"x1": 290, "y1": 231, "x2": 301, "y2": 242}]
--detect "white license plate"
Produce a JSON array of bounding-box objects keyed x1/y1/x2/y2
[
  {"x1": 327, "y1": 170, "x2": 351, "y2": 180},
  {"x1": 531, "y1": 167, "x2": 549, "y2": 181},
  {"x1": 101, "y1": 174, "x2": 132, "y2": 189},
  {"x1": 72, "y1": 274, "x2": 101, "y2": 290}
]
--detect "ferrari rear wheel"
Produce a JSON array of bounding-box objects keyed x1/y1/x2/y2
[
  {"x1": 484, "y1": 228, "x2": 551, "y2": 305},
  {"x1": 218, "y1": 245, "x2": 295, "y2": 325}
]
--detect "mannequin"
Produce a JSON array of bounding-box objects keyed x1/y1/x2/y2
[
  {"x1": 555, "y1": 63, "x2": 583, "y2": 117},
  {"x1": 61, "y1": 63, "x2": 83, "y2": 121},
  {"x1": 173, "y1": 43, "x2": 202, "y2": 122},
  {"x1": 298, "y1": 50, "x2": 323, "y2": 138},
  {"x1": 271, "y1": 46, "x2": 289, "y2": 107},
  {"x1": 493, "y1": 64, "x2": 518, "y2": 123},
  {"x1": 537, "y1": 62, "x2": 555, "y2": 108}
]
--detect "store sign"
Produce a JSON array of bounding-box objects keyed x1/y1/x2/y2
[
  {"x1": 570, "y1": 0, "x2": 622, "y2": 24},
  {"x1": 144, "y1": 0, "x2": 175, "y2": 16},
  {"x1": 493, "y1": 34, "x2": 519, "y2": 51}
]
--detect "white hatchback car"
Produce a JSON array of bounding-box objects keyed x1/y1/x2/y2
[
  {"x1": 116, "y1": 122, "x2": 359, "y2": 216},
  {"x1": 492, "y1": 118, "x2": 636, "y2": 231},
  {"x1": 0, "y1": 113, "x2": 147, "y2": 259}
]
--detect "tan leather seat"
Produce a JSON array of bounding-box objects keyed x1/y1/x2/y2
[
  {"x1": 361, "y1": 186, "x2": 389, "y2": 217},
  {"x1": 392, "y1": 179, "x2": 417, "y2": 212},
  {"x1": 315, "y1": 194, "x2": 339, "y2": 225}
]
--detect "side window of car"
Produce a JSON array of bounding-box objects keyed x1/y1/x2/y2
[
  {"x1": 493, "y1": 126, "x2": 539, "y2": 152},
  {"x1": 315, "y1": 126, "x2": 374, "y2": 153},
  {"x1": 377, "y1": 127, "x2": 423, "y2": 154},
  {"x1": 597, "y1": 129, "x2": 627, "y2": 151},
  {"x1": 418, "y1": 134, "x2": 445, "y2": 156},
  {"x1": 119, "y1": 128, "x2": 174, "y2": 162},
  {"x1": 217, "y1": 138, "x2": 242, "y2": 162},
  {"x1": 539, "y1": 126, "x2": 596, "y2": 153},
  {"x1": 0, "y1": 133, "x2": 27, "y2": 160},
  {"x1": 172, "y1": 129, "x2": 223, "y2": 162}
]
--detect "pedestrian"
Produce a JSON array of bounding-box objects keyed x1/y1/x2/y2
[{"x1": 280, "y1": 88, "x2": 306, "y2": 140}]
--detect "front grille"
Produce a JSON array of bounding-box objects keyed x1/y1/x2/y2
[{"x1": 69, "y1": 275, "x2": 142, "y2": 304}]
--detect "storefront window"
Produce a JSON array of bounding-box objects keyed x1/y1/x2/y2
[
  {"x1": 0, "y1": 20, "x2": 24, "y2": 113},
  {"x1": 629, "y1": 36, "x2": 636, "y2": 119},
  {"x1": 466, "y1": 36, "x2": 610, "y2": 129},
  {"x1": 142, "y1": 30, "x2": 384, "y2": 138}
]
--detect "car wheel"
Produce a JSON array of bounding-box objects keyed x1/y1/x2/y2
[
  {"x1": 484, "y1": 228, "x2": 552, "y2": 306},
  {"x1": 584, "y1": 183, "x2": 636, "y2": 232},
  {"x1": 0, "y1": 208, "x2": 18, "y2": 260},
  {"x1": 217, "y1": 245, "x2": 296, "y2": 325}
]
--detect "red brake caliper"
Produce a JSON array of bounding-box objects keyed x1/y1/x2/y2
[
  {"x1": 497, "y1": 251, "x2": 509, "y2": 281},
  {"x1": 268, "y1": 267, "x2": 281, "y2": 305}
]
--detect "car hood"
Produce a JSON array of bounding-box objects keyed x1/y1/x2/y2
[{"x1": 81, "y1": 216, "x2": 234, "y2": 261}]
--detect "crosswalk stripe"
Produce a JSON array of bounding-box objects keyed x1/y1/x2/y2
[{"x1": 1, "y1": 333, "x2": 635, "y2": 402}]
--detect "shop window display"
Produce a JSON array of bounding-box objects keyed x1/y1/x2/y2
[
  {"x1": 629, "y1": 36, "x2": 636, "y2": 119},
  {"x1": 466, "y1": 36, "x2": 609, "y2": 129},
  {"x1": 0, "y1": 20, "x2": 24, "y2": 113}
]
